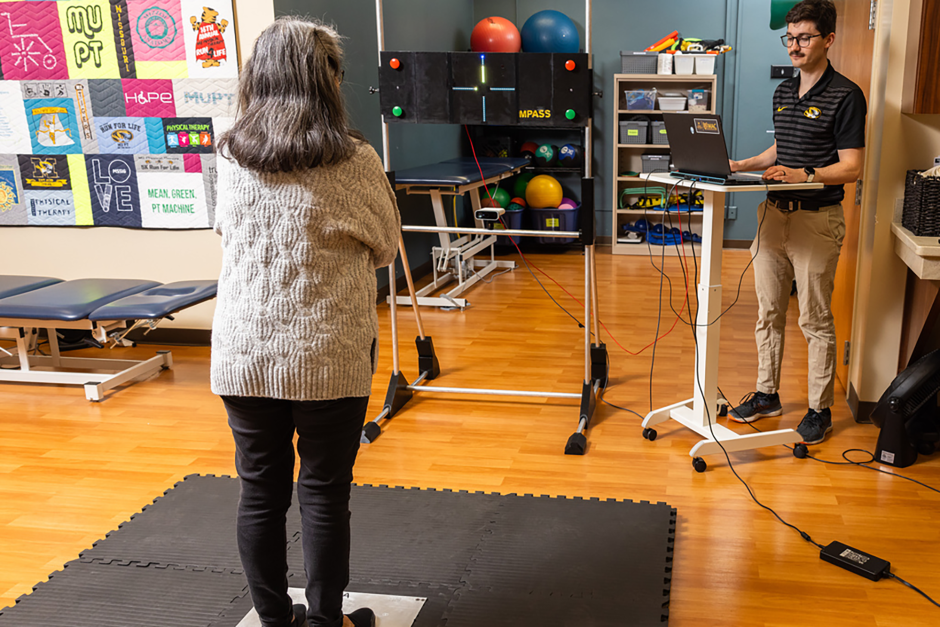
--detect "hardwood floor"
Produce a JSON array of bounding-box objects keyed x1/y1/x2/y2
[{"x1": 1, "y1": 249, "x2": 938, "y2": 626}]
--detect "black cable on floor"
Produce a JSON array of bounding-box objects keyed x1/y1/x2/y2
[{"x1": 886, "y1": 573, "x2": 940, "y2": 608}]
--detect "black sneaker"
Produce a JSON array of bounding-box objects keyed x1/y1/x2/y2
[
  {"x1": 729, "y1": 391, "x2": 782, "y2": 423},
  {"x1": 347, "y1": 608, "x2": 376, "y2": 627},
  {"x1": 797, "y1": 408, "x2": 832, "y2": 444},
  {"x1": 290, "y1": 604, "x2": 308, "y2": 627}
]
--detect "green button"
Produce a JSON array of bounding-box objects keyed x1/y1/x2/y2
[
  {"x1": 565, "y1": 109, "x2": 576, "y2": 120},
  {"x1": 392, "y1": 106, "x2": 403, "y2": 117}
]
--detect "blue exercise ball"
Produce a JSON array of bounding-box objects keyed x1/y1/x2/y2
[{"x1": 520, "y1": 10, "x2": 580, "y2": 53}]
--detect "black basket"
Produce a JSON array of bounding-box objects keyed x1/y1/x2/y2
[{"x1": 902, "y1": 169, "x2": 940, "y2": 236}]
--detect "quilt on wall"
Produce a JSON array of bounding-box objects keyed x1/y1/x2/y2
[{"x1": 0, "y1": 0, "x2": 238, "y2": 229}]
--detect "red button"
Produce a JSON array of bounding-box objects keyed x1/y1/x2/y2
[
  {"x1": 565, "y1": 59, "x2": 576, "y2": 71},
  {"x1": 390, "y1": 58, "x2": 401, "y2": 70}
]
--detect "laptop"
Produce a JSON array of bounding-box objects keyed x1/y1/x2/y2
[{"x1": 661, "y1": 113, "x2": 768, "y2": 186}]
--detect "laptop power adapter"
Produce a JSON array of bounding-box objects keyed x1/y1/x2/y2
[{"x1": 820, "y1": 541, "x2": 891, "y2": 581}]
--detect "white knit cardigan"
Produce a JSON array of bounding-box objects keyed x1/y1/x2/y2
[{"x1": 210, "y1": 141, "x2": 400, "y2": 401}]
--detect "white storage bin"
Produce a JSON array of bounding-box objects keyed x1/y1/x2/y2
[
  {"x1": 657, "y1": 92, "x2": 687, "y2": 111},
  {"x1": 694, "y1": 54, "x2": 716, "y2": 75},
  {"x1": 674, "y1": 54, "x2": 694, "y2": 75}
]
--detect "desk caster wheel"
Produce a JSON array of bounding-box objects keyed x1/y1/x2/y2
[
  {"x1": 642, "y1": 428, "x2": 657, "y2": 441},
  {"x1": 361, "y1": 421, "x2": 381, "y2": 444},
  {"x1": 793, "y1": 443, "x2": 808, "y2": 459},
  {"x1": 692, "y1": 457, "x2": 707, "y2": 473},
  {"x1": 718, "y1": 404, "x2": 729, "y2": 417}
]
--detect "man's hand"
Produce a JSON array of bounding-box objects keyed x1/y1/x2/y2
[
  {"x1": 729, "y1": 159, "x2": 740, "y2": 173},
  {"x1": 762, "y1": 165, "x2": 808, "y2": 183}
]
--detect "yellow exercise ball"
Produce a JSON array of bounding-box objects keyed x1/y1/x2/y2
[{"x1": 525, "y1": 174, "x2": 563, "y2": 208}]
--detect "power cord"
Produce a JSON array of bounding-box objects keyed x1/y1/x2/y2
[
  {"x1": 672, "y1": 180, "x2": 938, "y2": 609},
  {"x1": 718, "y1": 385, "x2": 940, "y2": 495}
]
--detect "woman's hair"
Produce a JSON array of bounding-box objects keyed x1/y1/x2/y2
[
  {"x1": 219, "y1": 17, "x2": 365, "y2": 173},
  {"x1": 786, "y1": 0, "x2": 837, "y2": 37}
]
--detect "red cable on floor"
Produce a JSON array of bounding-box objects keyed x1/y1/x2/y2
[{"x1": 462, "y1": 125, "x2": 690, "y2": 356}]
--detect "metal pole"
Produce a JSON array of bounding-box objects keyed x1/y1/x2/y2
[
  {"x1": 585, "y1": 0, "x2": 592, "y2": 67},
  {"x1": 581, "y1": 256, "x2": 591, "y2": 382},
  {"x1": 375, "y1": 0, "x2": 390, "y2": 169},
  {"x1": 406, "y1": 385, "x2": 581, "y2": 399},
  {"x1": 388, "y1": 263, "x2": 399, "y2": 374},
  {"x1": 589, "y1": 245, "x2": 600, "y2": 347},
  {"x1": 398, "y1": 234, "x2": 425, "y2": 339}
]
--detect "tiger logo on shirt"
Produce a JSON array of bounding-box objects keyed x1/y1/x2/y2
[
  {"x1": 804, "y1": 107, "x2": 821, "y2": 119},
  {"x1": 189, "y1": 7, "x2": 229, "y2": 68}
]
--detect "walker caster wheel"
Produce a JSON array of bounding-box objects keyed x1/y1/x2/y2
[
  {"x1": 360, "y1": 421, "x2": 381, "y2": 444},
  {"x1": 718, "y1": 404, "x2": 729, "y2": 417},
  {"x1": 565, "y1": 432, "x2": 587, "y2": 455},
  {"x1": 793, "y1": 443, "x2": 808, "y2": 459},
  {"x1": 692, "y1": 457, "x2": 707, "y2": 473},
  {"x1": 642, "y1": 428, "x2": 657, "y2": 441}
]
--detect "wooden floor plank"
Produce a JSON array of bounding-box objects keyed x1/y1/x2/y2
[{"x1": 1, "y1": 249, "x2": 938, "y2": 625}]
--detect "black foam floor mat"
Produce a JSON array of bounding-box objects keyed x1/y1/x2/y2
[
  {"x1": 0, "y1": 561, "x2": 249, "y2": 627},
  {"x1": 1, "y1": 475, "x2": 676, "y2": 626}
]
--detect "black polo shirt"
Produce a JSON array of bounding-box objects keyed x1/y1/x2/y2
[{"x1": 768, "y1": 61, "x2": 866, "y2": 205}]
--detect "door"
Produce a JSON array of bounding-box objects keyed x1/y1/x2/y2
[{"x1": 830, "y1": 0, "x2": 875, "y2": 391}]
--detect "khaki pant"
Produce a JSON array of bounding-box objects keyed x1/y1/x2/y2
[{"x1": 750, "y1": 200, "x2": 845, "y2": 410}]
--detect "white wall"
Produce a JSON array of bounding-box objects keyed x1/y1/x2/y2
[
  {"x1": 1, "y1": 0, "x2": 275, "y2": 330},
  {"x1": 849, "y1": 0, "x2": 940, "y2": 403}
]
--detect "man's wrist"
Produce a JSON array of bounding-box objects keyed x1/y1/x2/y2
[{"x1": 803, "y1": 167, "x2": 816, "y2": 183}]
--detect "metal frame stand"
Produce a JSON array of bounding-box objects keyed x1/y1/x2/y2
[
  {"x1": 367, "y1": 0, "x2": 606, "y2": 453},
  {"x1": 0, "y1": 321, "x2": 172, "y2": 401},
  {"x1": 391, "y1": 173, "x2": 522, "y2": 308},
  {"x1": 362, "y1": 221, "x2": 607, "y2": 455}
]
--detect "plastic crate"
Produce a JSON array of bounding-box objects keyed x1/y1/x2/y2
[
  {"x1": 625, "y1": 89, "x2": 656, "y2": 110},
  {"x1": 651, "y1": 121, "x2": 668, "y2": 145},
  {"x1": 902, "y1": 170, "x2": 940, "y2": 236},
  {"x1": 641, "y1": 154, "x2": 670, "y2": 174},
  {"x1": 620, "y1": 119, "x2": 649, "y2": 144},
  {"x1": 694, "y1": 54, "x2": 717, "y2": 75},
  {"x1": 529, "y1": 205, "x2": 579, "y2": 244},
  {"x1": 674, "y1": 54, "x2": 695, "y2": 75},
  {"x1": 620, "y1": 51, "x2": 659, "y2": 74},
  {"x1": 494, "y1": 207, "x2": 524, "y2": 246},
  {"x1": 686, "y1": 89, "x2": 710, "y2": 112}
]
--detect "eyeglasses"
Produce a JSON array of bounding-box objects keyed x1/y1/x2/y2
[{"x1": 781, "y1": 33, "x2": 823, "y2": 48}]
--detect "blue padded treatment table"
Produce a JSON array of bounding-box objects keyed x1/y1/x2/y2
[
  {"x1": 0, "y1": 278, "x2": 218, "y2": 401},
  {"x1": 390, "y1": 157, "x2": 529, "y2": 308},
  {"x1": 0, "y1": 276, "x2": 64, "y2": 300},
  {"x1": 0, "y1": 279, "x2": 161, "y2": 321},
  {"x1": 393, "y1": 157, "x2": 529, "y2": 187},
  {"x1": 90, "y1": 281, "x2": 218, "y2": 321}
]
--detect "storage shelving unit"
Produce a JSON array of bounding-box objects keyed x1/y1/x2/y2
[{"x1": 612, "y1": 73, "x2": 718, "y2": 255}]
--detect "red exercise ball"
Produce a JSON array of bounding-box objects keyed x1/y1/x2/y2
[{"x1": 471, "y1": 16, "x2": 522, "y2": 53}]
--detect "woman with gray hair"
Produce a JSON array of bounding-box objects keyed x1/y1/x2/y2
[{"x1": 211, "y1": 17, "x2": 400, "y2": 627}]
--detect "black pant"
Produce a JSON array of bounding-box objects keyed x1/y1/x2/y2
[{"x1": 222, "y1": 395, "x2": 369, "y2": 627}]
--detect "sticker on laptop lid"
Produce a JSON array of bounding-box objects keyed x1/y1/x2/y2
[{"x1": 693, "y1": 118, "x2": 720, "y2": 134}]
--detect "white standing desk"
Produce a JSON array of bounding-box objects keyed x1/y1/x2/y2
[{"x1": 642, "y1": 174, "x2": 823, "y2": 470}]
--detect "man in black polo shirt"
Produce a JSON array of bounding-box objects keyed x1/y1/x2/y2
[{"x1": 727, "y1": 0, "x2": 866, "y2": 444}]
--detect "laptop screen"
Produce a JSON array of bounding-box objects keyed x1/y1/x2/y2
[{"x1": 662, "y1": 113, "x2": 734, "y2": 180}]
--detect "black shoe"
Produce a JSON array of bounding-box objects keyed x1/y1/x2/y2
[
  {"x1": 797, "y1": 408, "x2": 832, "y2": 445},
  {"x1": 290, "y1": 604, "x2": 308, "y2": 627},
  {"x1": 347, "y1": 608, "x2": 376, "y2": 627},
  {"x1": 729, "y1": 391, "x2": 782, "y2": 423}
]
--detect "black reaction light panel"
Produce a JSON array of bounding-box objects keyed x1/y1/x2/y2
[{"x1": 379, "y1": 51, "x2": 591, "y2": 127}]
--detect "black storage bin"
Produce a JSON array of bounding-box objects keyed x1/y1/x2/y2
[{"x1": 902, "y1": 170, "x2": 940, "y2": 236}]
